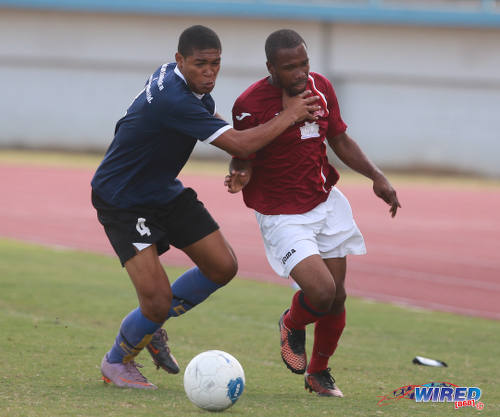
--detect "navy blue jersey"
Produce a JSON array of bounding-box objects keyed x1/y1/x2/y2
[{"x1": 91, "y1": 63, "x2": 230, "y2": 208}]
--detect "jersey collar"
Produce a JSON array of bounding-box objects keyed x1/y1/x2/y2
[{"x1": 174, "y1": 65, "x2": 205, "y2": 100}]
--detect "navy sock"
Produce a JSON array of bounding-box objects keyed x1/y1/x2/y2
[
  {"x1": 107, "y1": 307, "x2": 161, "y2": 363},
  {"x1": 167, "y1": 267, "x2": 222, "y2": 318}
]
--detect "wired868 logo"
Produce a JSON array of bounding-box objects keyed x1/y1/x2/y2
[
  {"x1": 415, "y1": 384, "x2": 484, "y2": 410},
  {"x1": 378, "y1": 382, "x2": 485, "y2": 410}
]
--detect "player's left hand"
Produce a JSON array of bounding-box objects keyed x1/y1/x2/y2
[
  {"x1": 224, "y1": 169, "x2": 250, "y2": 193},
  {"x1": 373, "y1": 176, "x2": 401, "y2": 217}
]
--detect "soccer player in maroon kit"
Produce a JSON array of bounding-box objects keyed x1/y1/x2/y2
[{"x1": 225, "y1": 29, "x2": 401, "y2": 397}]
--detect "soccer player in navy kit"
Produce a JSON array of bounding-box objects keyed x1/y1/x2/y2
[
  {"x1": 225, "y1": 29, "x2": 401, "y2": 397},
  {"x1": 91, "y1": 25, "x2": 321, "y2": 389}
]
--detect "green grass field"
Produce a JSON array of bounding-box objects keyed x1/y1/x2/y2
[{"x1": 0, "y1": 238, "x2": 498, "y2": 417}]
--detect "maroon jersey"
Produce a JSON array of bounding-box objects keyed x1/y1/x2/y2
[{"x1": 232, "y1": 72, "x2": 347, "y2": 215}]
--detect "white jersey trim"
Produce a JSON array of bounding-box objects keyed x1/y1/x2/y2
[
  {"x1": 205, "y1": 124, "x2": 232, "y2": 144},
  {"x1": 308, "y1": 74, "x2": 328, "y2": 113}
]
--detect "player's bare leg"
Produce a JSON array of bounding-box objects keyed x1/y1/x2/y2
[
  {"x1": 323, "y1": 257, "x2": 347, "y2": 315},
  {"x1": 304, "y1": 257, "x2": 346, "y2": 397},
  {"x1": 145, "y1": 231, "x2": 238, "y2": 375},
  {"x1": 126, "y1": 245, "x2": 173, "y2": 323},
  {"x1": 182, "y1": 229, "x2": 238, "y2": 285},
  {"x1": 278, "y1": 255, "x2": 336, "y2": 374},
  {"x1": 291, "y1": 255, "x2": 337, "y2": 312},
  {"x1": 144, "y1": 229, "x2": 237, "y2": 375},
  {"x1": 125, "y1": 246, "x2": 180, "y2": 374},
  {"x1": 101, "y1": 245, "x2": 172, "y2": 388}
]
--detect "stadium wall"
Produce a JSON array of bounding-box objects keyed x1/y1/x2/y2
[{"x1": 1, "y1": 8, "x2": 499, "y2": 176}]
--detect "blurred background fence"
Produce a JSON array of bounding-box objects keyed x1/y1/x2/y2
[{"x1": 1, "y1": 0, "x2": 499, "y2": 176}]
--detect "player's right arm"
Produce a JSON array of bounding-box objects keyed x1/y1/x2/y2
[{"x1": 212, "y1": 90, "x2": 319, "y2": 158}]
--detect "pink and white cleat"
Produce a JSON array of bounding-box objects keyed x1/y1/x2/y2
[{"x1": 101, "y1": 354, "x2": 157, "y2": 390}]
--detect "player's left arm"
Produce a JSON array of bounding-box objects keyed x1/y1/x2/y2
[
  {"x1": 224, "y1": 157, "x2": 252, "y2": 194},
  {"x1": 327, "y1": 132, "x2": 401, "y2": 217}
]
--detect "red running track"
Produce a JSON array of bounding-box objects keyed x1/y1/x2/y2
[{"x1": 1, "y1": 163, "x2": 499, "y2": 320}]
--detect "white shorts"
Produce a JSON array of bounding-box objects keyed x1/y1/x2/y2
[{"x1": 254, "y1": 187, "x2": 366, "y2": 278}]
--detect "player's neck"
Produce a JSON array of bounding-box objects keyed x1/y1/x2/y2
[{"x1": 267, "y1": 75, "x2": 280, "y2": 89}]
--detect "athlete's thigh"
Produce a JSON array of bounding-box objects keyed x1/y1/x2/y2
[
  {"x1": 323, "y1": 257, "x2": 347, "y2": 297},
  {"x1": 124, "y1": 244, "x2": 172, "y2": 300},
  {"x1": 255, "y1": 210, "x2": 322, "y2": 278},
  {"x1": 181, "y1": 229, "x2": 237, "y2": 284},
  {"x1": 290, "y1": 254, "x2": 336, "y2": 299}
]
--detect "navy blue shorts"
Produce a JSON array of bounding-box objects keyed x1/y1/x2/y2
[{"x1": 92, "y1": 188, "x2": 219, "y2": 266}]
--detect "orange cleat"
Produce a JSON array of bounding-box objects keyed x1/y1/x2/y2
[
  {"x1": 278, "y1": 309, "x2": 307, "y2": 374},
  {"x1": 304, "y1": 368, "x2": 343, "y2": 397}
]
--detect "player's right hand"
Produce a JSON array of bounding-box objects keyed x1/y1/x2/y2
[
  {"x1": 224, "y1": 169, "x2": 249, "y2": 193},
  {"x1": 282, "y1": 90, "x2": 320, "y2": 123}
]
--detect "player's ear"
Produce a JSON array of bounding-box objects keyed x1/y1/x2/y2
[
  {"x1": 266, "y1": 61, "x2": 277, "y2": 80},
  {"x1": 175, "y1": 52, "x2": 184, "y2": 69},
  {"x1": 267, "y1": 61, "x2": 278, "y2": 85},
  {"x1": 266, "y1": 61, "x2": 272, "y2": 74}
]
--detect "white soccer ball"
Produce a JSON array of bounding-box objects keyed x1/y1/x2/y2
[{"x1": 183, "y1": 350, "x2": 245, "y2": 412}]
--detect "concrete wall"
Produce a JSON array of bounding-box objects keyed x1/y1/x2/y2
[
  {"x1": 1, "y1": 8, "x2": 499, "y2": 175},
  {"x1": 329, "y1": 23, "x2": 500, "y2": 175}
]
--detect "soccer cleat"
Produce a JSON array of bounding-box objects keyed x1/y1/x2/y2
[
  {"x1": 146, "y1": 328, "x2": 180, "y2": 374},
  {"x1": 101, "y1": 354, "x2": 157, "y2": 390},
  {"x1": 278, "y1": 309, "x2": 307, "y2": 374},
  {"x1": 304, "y1": 368, "x2": 344, "y2": 397}
]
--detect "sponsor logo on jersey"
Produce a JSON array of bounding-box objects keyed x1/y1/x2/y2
[
  {"x1": 157, "y1": 63, "x2": 168, "y2": 91},
  {"x1": 145, "y1": 74, "x2": 154, "y2": 103},
  {"x1": 300, "y1": 122, "x2": 319, "y2": 139},
  {"x1": 300, "y1": 121, "x2": 320, "y2": 139},
  {"x1": 235, "y1": 112, "x2": 251, "y2": 121}
]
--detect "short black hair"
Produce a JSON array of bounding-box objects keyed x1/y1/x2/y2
[
  {"x1": 265, "y1": 29, "x2": 306, "y2": 64},
  {"x1": 178, "y1": 25, "x2": 222, "y2": 57}
]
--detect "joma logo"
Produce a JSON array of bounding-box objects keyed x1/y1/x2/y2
[{"x1": 281, "y1": 248, "x2": 296, "y2": 265}]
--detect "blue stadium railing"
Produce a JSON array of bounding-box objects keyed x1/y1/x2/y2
[{"x1": 0, "y1": 0, "x2": 499, "y2": 28}]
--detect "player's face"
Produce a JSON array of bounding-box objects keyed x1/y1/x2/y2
[
  {"x1": 267, "y1": 43, "x2": 309, "y2": 96},
  {"x1": 176, "y1": 48, "x2": 221, "y2": 94}
]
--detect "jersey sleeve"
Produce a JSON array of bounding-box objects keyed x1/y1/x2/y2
[
  {"x1": 161, "y1": 95, "x2": 231, "y2": 143},
  {"x1": 325, "y1": 80, "x2": 347, "y2": 139},
  {"x1": 231, "y1": 98, "x2": 257, "y2": 160},
  {"x1": 232, "y1": 98, "x2": 259, "y2": 130}
]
